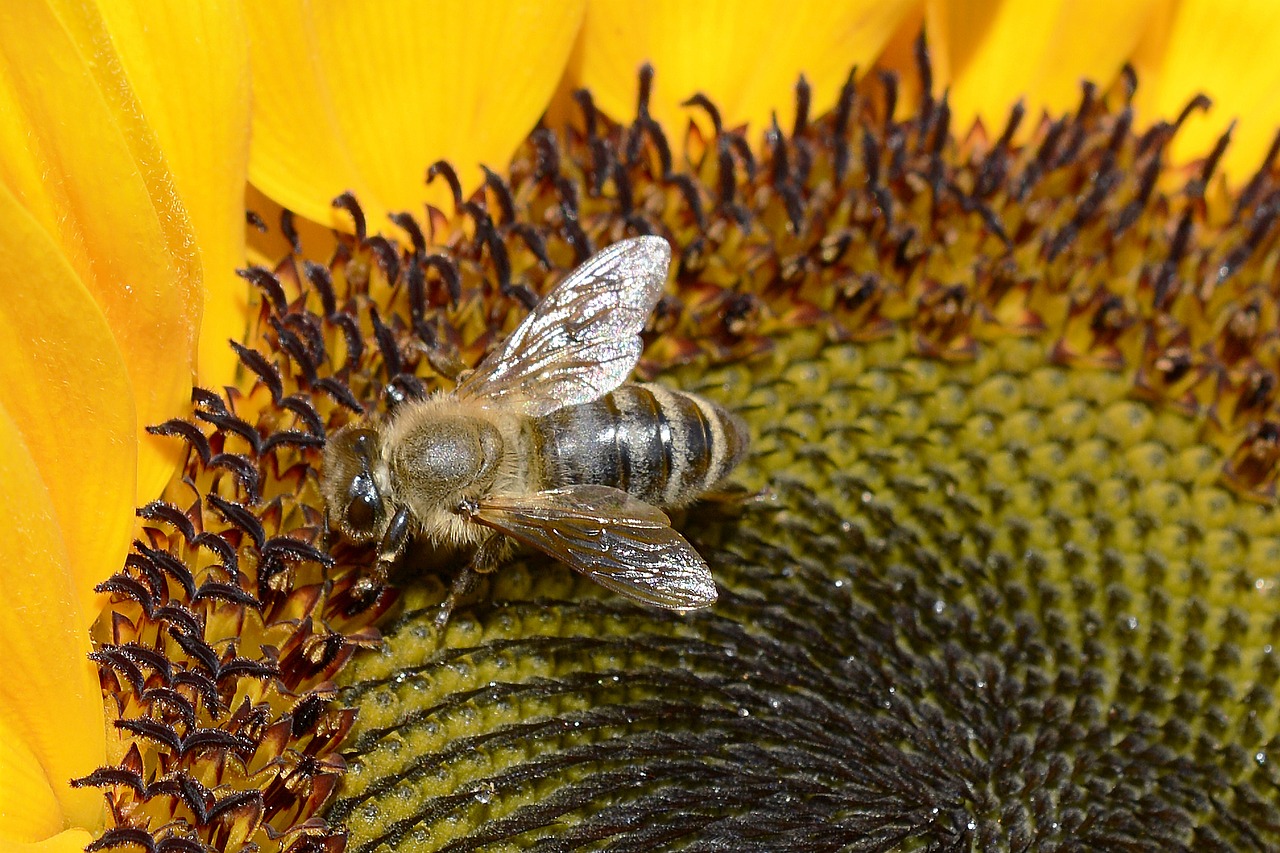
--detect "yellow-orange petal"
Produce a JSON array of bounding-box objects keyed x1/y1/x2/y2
[
  {"x1": 1131, "y1": 0, "x2": 1280, "y2": 182},
  {"x1": 0, "y1": 1, "x2": 200, "y2": 504},
  {"x1": 0, "y1": 717, "x2": 67, "y2": 842},
  {"x1": 8, "y1": 831, "x2": 97, "y2": 853},
  {"x1": 96, "y1": 1, "x2": 253, "y2": 393},
  {"x1": 924, "y1": 0, "x2": 1159, "y2": 135},
  {"x1": 0, "y1": 401, "x2": 106, "y2": 839},
  {"x1": 245, "y1": 0, "x2": 584, "y2": 233},
  {"x1": 570, "y1": 0, "x2": 916, "y2": 139},
  {"x1": 0, "y1": 181, "x2": 135, "y2": 625}
]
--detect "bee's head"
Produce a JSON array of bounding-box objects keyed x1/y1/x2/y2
[{"x1": 322, "y1": 423, "x2": 389, "y2": 542}]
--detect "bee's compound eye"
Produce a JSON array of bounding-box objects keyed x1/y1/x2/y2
[{"x1": 345, "y1": 474, "x2": 383, "y2": 533}]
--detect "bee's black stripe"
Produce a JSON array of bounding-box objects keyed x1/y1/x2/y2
[
  {"x1": 706, "y1": 390, "x2": 751, "y2": 486},
  {"x1": 603, "y1": 390, "x2": 628, "y2": 493},
  {"x1": 673, "y1": 389, "x2": 714, "y2": 500},
  {"x1": 536, "y1": 393, "x2": 620, "y2": 490},
  {"x1": 616, "y1": 385, "x2": 669, "y2": 504},
  {"x1": 653, "y1": 390, "x2": 677, "y2": 501},
  {"x1": 532, "y1": 382, "x2": 747, "y2": 507}
]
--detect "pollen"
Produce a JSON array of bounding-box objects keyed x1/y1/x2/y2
[{"x1": 86, "y1": 42, "x2": 1280, "y2": 853}]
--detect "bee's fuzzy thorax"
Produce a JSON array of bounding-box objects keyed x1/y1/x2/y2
[{"x1": 376, "y1": 394, "x2": 528, "y2": 551}]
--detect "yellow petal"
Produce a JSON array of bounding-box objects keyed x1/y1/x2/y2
[
  {"x1": 1131, "y1": 0, "x2": 1280, "y2": 182},
  {"x1": 925, "y1": 0, "x2": 1159, "y2": 135},
  {"x1": 0, "y1": 716, "x2": 67, "y2": 842},
  {"x1": 246, "y1": 0, "x2": 584, "y2": 232},
  {"x1": 0, "y1": 181, "x2": 136, "y2": 625},
  {"x1": 7, "y1": 831, "x2": 97, "y2": 853},
  {"x1": 0, "y1": 401, "x2": 105, "y2": 838},
  {"x1": 96, "y1": 1, "x2": 253, "y2": 393},
  {"x1": 0, "y1": 0, "x2": 200, "y2": 503},
  {"x1": 570, "y1": 0, "x2": 917, "y2": 137}
]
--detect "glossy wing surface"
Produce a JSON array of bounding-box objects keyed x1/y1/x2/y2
[
  {"x1": 473, "y1": 485, "x2": 717, "y2": 610},
  {"x1": 455, "y1": 236, "x2": 671, "y2": 416}
]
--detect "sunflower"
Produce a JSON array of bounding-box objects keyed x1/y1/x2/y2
[{"x1": 5, "y1": 2, "x2": 1280, "y2": 851}]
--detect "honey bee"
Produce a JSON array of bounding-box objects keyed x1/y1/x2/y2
[{"x1": 322, "y1": 236, "x2": 748, "y2": 622}]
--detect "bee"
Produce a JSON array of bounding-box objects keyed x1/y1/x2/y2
[{"x1": 322, "y1": 236, "x2": 748, "y2": 623}]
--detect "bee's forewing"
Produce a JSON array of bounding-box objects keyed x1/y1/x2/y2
[
  {"x1": 455, "y1": 236, "x2": 672, "y2": 417},
  {"x1": 473, "y1": 485, "x2": 718, "y2": 610}
]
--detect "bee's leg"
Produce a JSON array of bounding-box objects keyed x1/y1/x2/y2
[
  {"x1": 376, "y1": 506, "x2": 413, "y2": 575},
  {"x1": 320, "y1": 514, "x2": 333, "y2": 551},
  {"x1": 415, "y1": 336, "x2": 470, "y2": 383},
  {"x1": 353, "y1": 505, "x2": 412, "y2": 600},
  {"x1": 433, "y1": 534, "x2": 505, "y2": 633},
  {"x1": 697, "y1": 483, "x2": 772, "y2": 510},
  {"x1": 383, "y1": 373, "x2": 427, "y2": 413}
]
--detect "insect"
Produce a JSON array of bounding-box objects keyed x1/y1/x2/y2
[{"x1": 322, "y1": 236, "x2": 749, "y2": 624}]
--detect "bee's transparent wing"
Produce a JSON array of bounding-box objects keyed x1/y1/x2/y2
[
  {"x1": 473, "y1": 485, "x2": 717, "y2": 610},
  {"x1": 455, "y1": 236, "x2": 672, "y2": 417}
]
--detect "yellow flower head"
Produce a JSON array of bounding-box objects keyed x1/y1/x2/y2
[{"x1": 6, "y1": 2, "x2": 1280, "y2": 852}]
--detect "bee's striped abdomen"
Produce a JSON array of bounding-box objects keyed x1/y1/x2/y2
[{"x1": 531, "y1": 383, "x2": 747, "y2": 507}]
